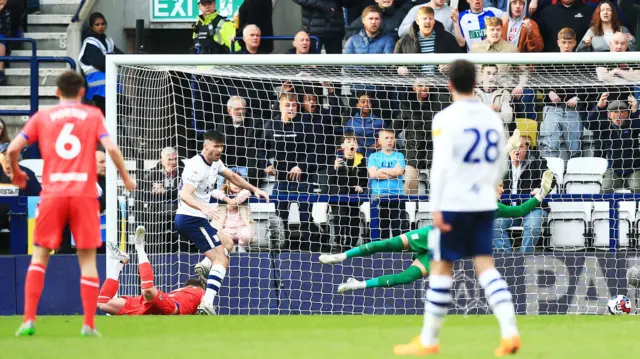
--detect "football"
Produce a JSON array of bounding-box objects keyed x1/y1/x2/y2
[{"x1": 607, "y1": 295, "x2": 632, "y2": 315}]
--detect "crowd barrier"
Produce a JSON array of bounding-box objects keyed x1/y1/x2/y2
[{"x1": 1, "y1": 252, "x2": 638, "y2": 316}]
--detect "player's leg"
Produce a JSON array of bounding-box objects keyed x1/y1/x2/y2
[
  {"x1": 319, "y1": 227, "x2": 430, "y2": 264},
  {"x1": 475, "y1": 256, "x2": 520, "y2": 356},
  {"x1": 337, "y1": 258, "x2": 427, "y2": 293},
  {"x1": 473, "y1": 211, "x2": 520, "y2": 356},
  {"x1": 70, "y1": 197, "x2": 104, "y2": 336},
  {"x1": 395, "y1": 213, "x2": 462, "y2": 355},
  {"x1": 97, "y1": 242, "x2": 130, "y2": 312},
  {"x1": 16, "y1": 198, "x2": 66, "y2": 336}
]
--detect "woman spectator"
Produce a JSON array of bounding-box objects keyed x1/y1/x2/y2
[
  {"x1": 577, "y1": 1, "x2": 636, "y2": 52},
  {"x1": 343, "y1": 93, "x2": 385, "y2": 157},
  {"x1": 78, "y1": 12, "x2": 123, "y2": 115},
  {"x1": 0, "y1": 118, "x2": 9, "y2": 143},
  {"x1": 501, "y1": 0, "x2": 544, "y2": 52}
]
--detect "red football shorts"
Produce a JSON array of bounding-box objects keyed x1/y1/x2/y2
[
  {"x1": 34, "y1": 196, "x2": 102, "y2": 250},
  {"x1": 117, "y1": 291, "x2": 178, "y2": 316}
]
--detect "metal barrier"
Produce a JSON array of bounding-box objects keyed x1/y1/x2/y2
[
  {"x1": 230, "y1": 35, "x2": 322, "y2": 54},
  {"x1": 0, "y1": 38, "x2": 77, "y2": 116},
  {"x1": 71, "y1": 0, "x2": 88, "y2": 22}
]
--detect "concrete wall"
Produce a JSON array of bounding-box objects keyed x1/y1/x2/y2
[{"x1": 90, "y1": 0, "x2": 302, "y2": 54}]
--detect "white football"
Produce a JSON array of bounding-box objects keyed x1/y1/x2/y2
[{"x1": 607, "y1": 294, "x2": 632, "y2": 315}]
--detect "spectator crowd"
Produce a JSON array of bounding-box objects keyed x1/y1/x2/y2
[{"x1": 4, "y1": 0, "x2": 640, "y2": 255}]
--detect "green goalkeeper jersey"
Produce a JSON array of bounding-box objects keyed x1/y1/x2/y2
[{"x1": 407, "y1": 197, "x2": 541, "y2": 269}]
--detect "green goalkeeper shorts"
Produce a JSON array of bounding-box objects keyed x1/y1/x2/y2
[{"x1": 406, "y1": 226, "x2": 432, "y2": 272}]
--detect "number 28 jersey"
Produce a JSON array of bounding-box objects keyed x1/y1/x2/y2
[
  {"x1": 429, "y1": 99, "x2": 507, "y2": 212},
  {"x1": 21, "y1": 103, "x2": 109, "y2": 199}
]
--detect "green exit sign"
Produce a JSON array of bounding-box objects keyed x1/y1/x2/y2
[{"x1": 150, "y1": 0, "x2": 243, "y2": 22}]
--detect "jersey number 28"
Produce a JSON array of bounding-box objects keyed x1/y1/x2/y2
[
  {"x1": 56, "y1": 123, "x2": 82, "y2": 160},
  {"x1": 463, "y1": 128, "x2": 500, "y2": 164}
]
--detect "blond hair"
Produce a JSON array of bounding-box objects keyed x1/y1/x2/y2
[{"x1": 485, "y1": 17, "x2": 502, "y2": 28}]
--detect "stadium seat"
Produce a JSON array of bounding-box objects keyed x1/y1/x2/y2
[
  {"x1": 249, "y1": 202, "x2": 276, "y2": 248},
  {"x1": 548, "y1": 202, "x2": 593, "y2": 250},
  {"x1": 405, "y1": 202, "x2": 417, "y2": 225},
  {"x1": 515, "y1": 118, "x2": 538, "y2": 148},
  {"x1": 544, "y1": 157, "x2": 565, "y2": 194},
  {"x1": 19, "y1": 159, "x2": 43, "y2": 182},
  {"x1": 144, "y1": 160, "x2": 159, "y2": 171},
  {"x1": 416, "y1": 202, "x2": 433, "y2": 229},
  {"x1": 563, "y1": 157, "x2": 608, "y2": 194},
  {"x1": 418, "y1": 169, "x2": 429, "y2": 195},
  {"x1": 312, "y1": 203, "x2": 330, "y2": 224},
  {"x1": 260, "y1": 175, "x2": 276, "y2": 195},
  {"x1": 593, "y1": 201, "x2": 635, "y2": 249},
  {"x1": 360, "y1": 202, "x2": 370, "y2": 223}
]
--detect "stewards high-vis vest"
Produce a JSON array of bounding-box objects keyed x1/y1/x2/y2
[
  {"x1": 192, "y1": 12, "x2": 237, "y2": 54},
  {"x1": 78, "y1": 36, "x2": 115, "y2": 100}
]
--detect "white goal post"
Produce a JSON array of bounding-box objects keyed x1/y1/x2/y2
[{"x1": 105, "y1": 52, "x2": 640, "y2": 315}]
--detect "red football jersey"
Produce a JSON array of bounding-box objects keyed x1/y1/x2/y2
[
  {"x1": 21, "y1": 102, "x2": 109, "y2": 198},
  {"x1": 168, "y1": 286, "x2": 205, "y2": 315}
]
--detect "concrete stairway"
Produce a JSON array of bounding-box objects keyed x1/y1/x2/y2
[{"x1": 0, "y1": 0, "x2": 80, "y2": 138}]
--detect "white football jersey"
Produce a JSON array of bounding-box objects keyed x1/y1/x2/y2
[
  {"x1": 176, "y1": 154, "x2": 227, "y2": 219},
  {"x1": 430, "y1": 98, "x2": 507, "y2": 212},
  {"x1": 459, "y1": 7, "x2": 503, "y2": 50}
]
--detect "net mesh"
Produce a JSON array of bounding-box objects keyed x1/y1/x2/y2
[{"x1": 110, "y1": 58, "x2": 640, "y2": 314}]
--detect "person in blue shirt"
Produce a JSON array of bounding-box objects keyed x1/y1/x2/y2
[
  {"x1": 367, "y1": 128, "x2": 407, "y2": 237},
  {"x1": 343, "y1": 93, "x2": 386, "y2": 157}
]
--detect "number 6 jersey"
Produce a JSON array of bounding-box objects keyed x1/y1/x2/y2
[
  {"x1": 20, "y1": 103, "x2": 109, "y2": 199},
  {"x1": 429, "y1": 99, "x2": 507, "y2": 212}
]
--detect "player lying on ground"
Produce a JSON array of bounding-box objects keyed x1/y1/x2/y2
[{"x1": 97, "y1": 226, "x2": 205, "y2": 315}]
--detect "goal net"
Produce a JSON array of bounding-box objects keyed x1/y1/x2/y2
[{"x1": 106, "y1": 53, "x2": 640, "y2": 315}]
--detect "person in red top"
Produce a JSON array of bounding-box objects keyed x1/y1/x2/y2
[
  {"x1": 8, "y1": 71, "x2": 136, "y2": 337},
  {"x1": 97, "y1": 226, "x2": 205, "y2": 316}
]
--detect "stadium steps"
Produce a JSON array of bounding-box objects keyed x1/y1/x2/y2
[{"x1": 3, "y1": 0, "x2": 80, "y2": 137}]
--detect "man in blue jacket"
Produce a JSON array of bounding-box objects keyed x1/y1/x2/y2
[{"x1": 344, "y1": 5, "x2": 396, "y2": 54}]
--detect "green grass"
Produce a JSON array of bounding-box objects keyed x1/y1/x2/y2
[{"x1": 1, "y1": 315, "x2": 638, "y2": 359}]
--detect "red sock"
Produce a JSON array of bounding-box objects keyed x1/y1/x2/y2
[
  {"x1": 23, "y1": 263, "x2": 46, "y2": 323},
  {"x1": 98, "y1": 278, "x2": 119, "y2": 304},
  {"x1": 80, "y1": 277, "x2": 100, "y2": 329},
  {"x1": 138, "y1": 262, "x2": 154, "y2": 290}
]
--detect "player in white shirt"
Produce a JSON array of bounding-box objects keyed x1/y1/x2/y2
[
  {"x1": 175, "y1": 129, "x2": 269, "y2": 314},
  {"x1": 459, "y1": 0, "x2": 503, "y2": 50},
  {"x1": 394, "y1": 60, "x2": 520, "y2": 357}
]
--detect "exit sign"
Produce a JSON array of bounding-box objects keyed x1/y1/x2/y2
[{"x1": 150, "y1": 0, "x2": 243, "y2": 22}]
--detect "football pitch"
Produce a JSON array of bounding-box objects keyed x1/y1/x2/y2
[{"x1": 1, "y1": 315, "x2": 637, "y2": 359}]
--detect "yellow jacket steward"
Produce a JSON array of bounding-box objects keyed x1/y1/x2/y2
[{"x1": 192, "y1": 12, "x2": 241, "y2": 54}]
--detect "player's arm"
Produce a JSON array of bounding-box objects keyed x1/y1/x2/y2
[
  {"x1": 497, "y1": 170, "x2": 553, "y2": 218},
  {"x1": 221, "y1": 168, "x2": 269, "y2": 202},
  {"x1": 100, "y1": 136, "x2": 136, "y2": 191},
  {"x1": 179, "y1": 183, "x2": 208, "y2": 212}
]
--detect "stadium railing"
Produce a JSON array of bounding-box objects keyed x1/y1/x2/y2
[
  {"x1": 229, "y1": 35, "x2": 322, "y2": 54},
  {"x1": 0, "y1": 38, "x2": 76, "y2": 116}
]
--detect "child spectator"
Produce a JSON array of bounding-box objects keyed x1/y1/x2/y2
[
  {"x1": 368, "y1": 129, "x2": 407, "y2": 238},
  {"x1": 212, "y1": 177, "x2": 254, "y2": 252},
  {"x1": 329, "y1": 135, "x2": 368, "y2": 249}
]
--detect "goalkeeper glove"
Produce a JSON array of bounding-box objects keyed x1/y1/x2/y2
[
  {"x1": 535, "y1": 170, "x2": 554, "y2": 202},
  {"x1": 504, "y1": 129, "x2": 521, "y2": 153}
]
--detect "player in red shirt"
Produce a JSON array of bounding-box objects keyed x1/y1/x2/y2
[
  {"x1": 97, "y1": 226, "x2": 205, "y2": 316},
  {"x1": 9, "y1": 71, "x2": 136, "y2": 337}
]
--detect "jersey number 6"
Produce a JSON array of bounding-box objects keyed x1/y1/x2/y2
[
  {"x1": 55, "y1": 123, "x2": 82, "y2": 160},
  {"x1": 463, "y1": 128, "x2": 500, "y2": 164}
]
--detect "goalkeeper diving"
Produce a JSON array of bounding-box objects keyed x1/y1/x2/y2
[
  {"x1": 320, "y1": 131, "x2": 555, "y2": 293},
  {"x1": 97, "y1": 226, "x2": 205, "y2": 315}
]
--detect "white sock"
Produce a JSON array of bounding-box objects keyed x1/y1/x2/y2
[
  {"x1": 204, "y1": 264, "x2": 227, "y2": 306},
  {"x1": 107, "y1": 260, "x2": 124, "y2": 281},
  {"x1": 478, "y1": 268, "x2": 519, "y2": 338},
  {"x1": 420, "y1": 275, "x2": 453, "y2": 346},
  {"x1": 135, "y1": 244, "x2": 149, "y2": 264}
]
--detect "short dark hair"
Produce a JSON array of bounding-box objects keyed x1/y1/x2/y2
[
  {"x1": 449, "y1": 59, "x2": 476, "y2": 94},
  {"x1": 184, "y1": 278, "x2": 205, "y2": 289},
  {"x1": 204, "y1": 129, "x2": 225, "y2": 144},
  {"x1": 56, "y1": 71, "x2": 85, "y2": 98}
]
